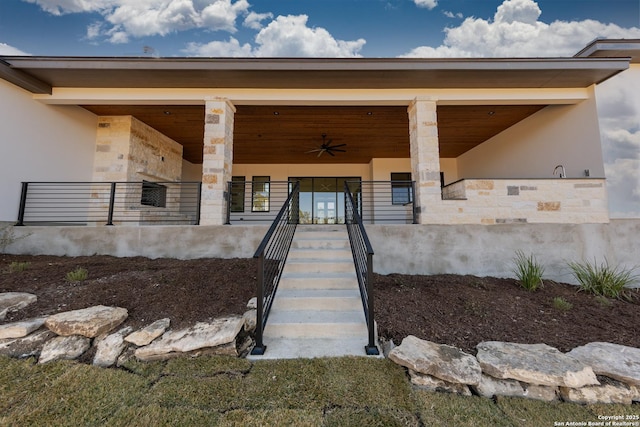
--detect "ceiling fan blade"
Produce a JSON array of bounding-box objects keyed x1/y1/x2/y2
[
  {"x1": 306, "y1": 148, "x2": 322, "y2": 153},
  {"x1": 329, "y1": 148, "x2": 346, "y2": 152},
  {"x1": 327, "y1": 150, "x2": 335, "y2": 156},
  {"x1": 329, "y1": 143, "x2": 347, "y2": 148},
  {"x1": 317, "y1": 150, "x2": 323, "y2": 157}
]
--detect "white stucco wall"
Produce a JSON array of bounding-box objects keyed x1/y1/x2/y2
[
  {"x1": 456, "y1": 89, "x2": 605, "y2": 180},
  {"x1": 0, "y1": 80, "x2": 98, "y2": 222}
]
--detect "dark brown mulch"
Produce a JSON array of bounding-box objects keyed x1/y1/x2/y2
[
  {"x1": 0, "y1": 255, "x2": 257, "y2": 331},
  {"x1": 1, "y1": 254, "x2": 638, "y2": 354},
  {"x1": 374, "y1": 273, "x2": 640, "y2": 353}
]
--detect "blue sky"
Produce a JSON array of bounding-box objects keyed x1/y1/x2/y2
[
  {"x1": 1, "y1": 0, "x2": 639, "y2": 57},
  {"x1": 0, "y1": 0, "x2": 639, "y2": 216}
]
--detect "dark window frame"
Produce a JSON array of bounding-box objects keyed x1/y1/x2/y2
[
  {"x1": 390, "y1": 172, "x2": 413, "y2": 205},
  {"x1": 230, "y1": 176, "x2": 246, "y2": 213},
  {"x1": 251, "y1": 176, "x2": 270, "y2": 212}
]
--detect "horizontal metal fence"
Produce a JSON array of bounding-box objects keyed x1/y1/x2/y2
[
  {"x1": 16, "y1": 181, "x2": 201, "y2": 226},
  {"x1": 226, "y1": 181, "x2": 293, "y2": 224},
  {"x1": 346, "y1": 181, "x2": 417, "y2": 224}
]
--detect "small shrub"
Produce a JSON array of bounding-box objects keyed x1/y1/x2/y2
[
  {"x1": 66, "y1": 267, "x2": 88, "y2": 282},
  {"x1": 552, "y1": 297, "x2": 572, "y2": 311},
  {"x1": 9, "y1": 261, "x2": 31, "y2": 272},
  {"x1": 568, "y1": 258, "x2": 638, "y2": 300},
  {"x1": 512, "y1": 250, "x2": 545, "y2": 291},
  {"x1": 594, "y1": 295, "x2": 612, "y2": 307}
]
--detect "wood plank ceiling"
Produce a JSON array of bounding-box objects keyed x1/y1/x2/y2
[{"x1": 82, "y1": 104, "x2": 546, "y2": 164}]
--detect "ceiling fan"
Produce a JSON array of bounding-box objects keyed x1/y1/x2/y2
[{"x1": 305, "y1": 133, "x2": 347, "y2": 157}]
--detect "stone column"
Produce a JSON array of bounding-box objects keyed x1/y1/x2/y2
[
  {"x1": 200, "y1": 99, "x2": 236, "y2": 225},
  {"x1": 408, "y1": 98, "x2": 441, "y2": 224}
]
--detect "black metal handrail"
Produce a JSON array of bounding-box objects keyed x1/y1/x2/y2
[
  {"x1": 344, "y1": 182, "x2": 379, "y2": 355},
  {"x1": 251, "y1": 181, "x2": 300, "y2": 355},
  {"x1": 15, "y1": 181, "x2": 201, "y2": 226},
  {"x1": 345, "y1": 180, "x2": 417, "y2": 224}
]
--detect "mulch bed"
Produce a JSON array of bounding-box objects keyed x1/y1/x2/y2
[{"x1": 1, "y1": 254, "x2": 639, "y2": 354}]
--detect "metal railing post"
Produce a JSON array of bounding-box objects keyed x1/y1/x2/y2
[
  {"x1": 225, "y1": 181, "x2": 232, "y2": 225},
  {"x1": 15, "y1": 182, "x2": 28, "y2": 226},
  {"x1": 412, "y1": 181, "x2": 418, "y2": 224},
  {"x1": 106, "y1": 182, "x2": 116, "y2": 226},
  {"x1": 195, "y1": 182, "x2": 202, "y2": 225},
  {"x1": 365, "y1": 252, "x2": 377, "y2": 355},
  {"x1": 253, "y1": 254, "x2": 266, "y2": 355}
]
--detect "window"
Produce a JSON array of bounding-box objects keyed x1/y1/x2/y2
[
  {"x1": 391, "y1": 172, "x2": 412, "y2": 205},
  {"x1": 230, "y1": 176, "x2": 245, "y2": 212},
  {"x1": 252, "y1": 176, "x2": 270, "y2": 212},
  {"x1": 141, "y1": 181, "x2": 167, "y2": 208}
]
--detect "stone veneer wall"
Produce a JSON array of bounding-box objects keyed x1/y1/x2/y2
[
  {"x1": 436, "y1": 178, "x2": 608, "y2": 224},
  {"x1": 92, "y1": 116, "x2": 182, "y2": 182},
  {"x1": 91, "y1": 116, "x2": 184, "y2": 224}
]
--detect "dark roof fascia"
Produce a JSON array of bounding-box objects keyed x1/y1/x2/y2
[
  {"x1": 0, "y1": 55, "x2": 630, "y2": 94},
  {"x1": 0, "y1": 55, "x2": 630, "y2": 71},
  {"x1": 575, "y1": 39, "x2": 640, "y2": 63},
  {"x1": 0, "y1": 58, "x2": 52, "y2": 94}
]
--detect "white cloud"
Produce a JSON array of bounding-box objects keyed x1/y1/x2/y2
[
  {"x1": 401, "y1": 0, "x2": 640, "y2": 58},
  {"x1": 243, "y1": 11, "x2": 273, "y2": 30},
  {"x1": 596, "y1": 70, "x2": 640, "y2": 218},
  {"x1": 22, "y1": 0, "x2": 117, "y2": 16},
  {"x1": 443, "y1": 11, "x2": 462, "y2": 19},
  {"x1": 25, "y1": 0, "x2": 251, "y2": 41},
  {"x1": 183, "y1": 37, "x2": 252, "y2": 56},
  {"x1": 0, "y1": 42, "x2": 30, "y2": 55},
  {"x1": 184, "y1": 14, "x2": 366, "y2": 57},
  {"x1": 254, "y1": 15, "x2": 365, "y2": 57},
  {"x1": 413, "y1": 0, "x2": 437, "y2": 10}
]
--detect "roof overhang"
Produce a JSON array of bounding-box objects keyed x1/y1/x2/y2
[
  {"x1": 0, "y1": 56, "x2": 630, "y2": 95},
  {"x1": 575, "y1": 39, "x2": 640, "y2": 63}
]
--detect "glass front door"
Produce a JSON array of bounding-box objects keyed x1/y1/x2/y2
[{"x1": 290, "y1": 177, "x2": 360, "y2": 224}]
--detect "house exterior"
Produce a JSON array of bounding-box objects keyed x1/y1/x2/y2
[{"x1": 1, "y1": 39, "x2": 638, "y2": 282}]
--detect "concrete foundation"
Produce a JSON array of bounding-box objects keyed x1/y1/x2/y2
[{"x1": 2, "y1": 219, "x2": 638, "y2": 285}]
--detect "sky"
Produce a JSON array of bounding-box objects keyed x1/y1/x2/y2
[{"x1": 0, "y1": 0, "x2": 639, "y2": 216}]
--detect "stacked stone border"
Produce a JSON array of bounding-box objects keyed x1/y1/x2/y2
[{"x1": 1, "y1": 292, "x2": 639, "y2": 406}]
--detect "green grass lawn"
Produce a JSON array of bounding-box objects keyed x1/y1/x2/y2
[{"x1": 0, "y1": 355, "x2": 637, "y2": 426}]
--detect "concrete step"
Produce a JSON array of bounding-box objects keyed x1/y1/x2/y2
[
  {"x1": 288, "y1": 248, "x2": 352, "y2": 260},
  {"x1": 291, "y1": 239, "x2": 350, "y2": 250},
  {"x1": 272, "y1": 289, "x2": 362, "y2": 311},
  {"x1": 279, "y1": 273, "x2": 358, "y2": 290},
  {"x1": 283, "y1": 259, "x2": 354, "y2": 274},
  {"x1": 263, "y1": 310, "x2": 368, "y2": 339},
  {"x1": 247, "y1": 337, "x2": 379, "y2": 360}
]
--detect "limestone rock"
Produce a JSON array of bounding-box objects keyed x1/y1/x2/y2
[
  {"x1": 134, "y1": 317, "x2": 243, "y2": 362},
  {"x1": 93, "y1": 326, "x2": 133, "y2": 368},
  {"x1": 567, "y1": 342, "x2": 640, "y2": 386},
  {"x1": 472, "y1": 374, "x2": 558, "y2": 401},
  {"x1": 247, "y1": 297, "x2": 257, "y2": 309},
  {"x1": 631, "y1": 384, "x2": 640, "y2": 402},
  {"x1": 0, "y1": 329, "x2": 56, "y2": 358},
  {"x1": 0, "y1": 292, "x2": 37, "y2": 320},
  {"x1": 39, "y1": 335, "x2": 90, "y2": 364},
  {"x1": 136, "y1": 340, "x2": 238, "y2": 362},
  {"x1": 389, "y1": 335, "x2": 481, "y2": 385},
  {"x1": 243, "y1": 310, "x2": 256, "y2": 332},
  {"x1": 45, "y1": 305, "x2": 128, "y2": 338},
  {"x1": 124, "y1": 318, "x2": 170, "y2": 346},
  {"x1": 409, "y1": 370, "x2": 472, "y2": 396},
  {"x1": 476, "y1": 341, "x2": 599, "y2": 388},
  {"x1": 0, "y1": 317, "x2": 46, "y2": 339},
  {"x1": 560, "y1": 377, "x2": 634, "y2": 405}
]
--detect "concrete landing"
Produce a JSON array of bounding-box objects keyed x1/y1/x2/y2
[{"x1": 249, "y1": 226, "x2": 380, "y2": 360}]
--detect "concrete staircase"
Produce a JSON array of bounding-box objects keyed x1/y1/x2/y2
[{"x1": 251, "y1": 225, "x2": 378, "y2": 359}]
